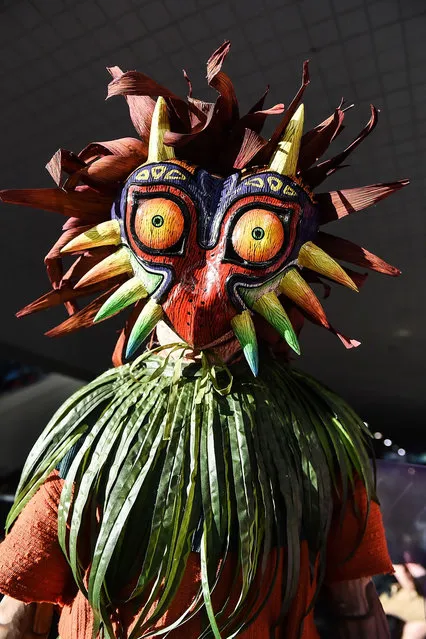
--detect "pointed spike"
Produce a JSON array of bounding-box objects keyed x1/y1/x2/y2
[
  {"x1": 279, "y1": 268, "x2": 329, "y2": 327},
  {"x1": 61, "y1": 220, "x2": 121, "y2": 253},
  {"x1": 126, "y1": 299, "x2": 163, "y2": 358},
  {"x1": 74, "y1": 247, "x2": 133, "y2": 289},
  {"x1": 231, "y1": 310, "x2": 259, "y2": 376},
  {"x1": 147, "y1": 96, "x2": 176, "y2": 163},
  {"x1": 269, "y1": 104, "x2": 304, "y2": 177},
  {"x1": 94, "y1": 277, "x2": 148, "y2": 323},
  {"x1": 252, "y1": 292, "x2": 300, "y2": 355},
  {"x1": 298, "y1": 241, "x2": 359, "y2": 292}
]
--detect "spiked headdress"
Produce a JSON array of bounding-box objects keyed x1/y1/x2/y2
[{"x1": 1, "y1": 41, "x2": 407, "y2": 370}]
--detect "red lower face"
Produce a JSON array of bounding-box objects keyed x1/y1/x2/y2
[{"x1": 162, "y1": 259, "x2": 237, "y2": 349}]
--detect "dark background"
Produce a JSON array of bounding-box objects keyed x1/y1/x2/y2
[{"x1": 0, "y1": 0, "x2": 424, "y2": 450}]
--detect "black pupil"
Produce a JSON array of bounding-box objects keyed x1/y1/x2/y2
[
  {"x1": 252, "y1": 227, "x2": 265, "y2": 240},
  {"x1": 152, "y1": 215, "x2": 164, "y2": 228}
]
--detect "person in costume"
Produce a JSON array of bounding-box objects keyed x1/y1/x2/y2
[{"x1": 0, "y1": 42, "x2": 408, "y2": 638}]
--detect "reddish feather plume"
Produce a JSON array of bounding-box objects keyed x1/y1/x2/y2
[
  {"x1": 17, "y1": 278, "x2": 124, "y2": 318},
  {"x1": 62, "y1": 216, "x2": 98, "y2": 231},
  {"x1": 233, "y1": 129, "x2": 267, "y2": 169},
  {"x1": 45, "y1": 285, "x2": 122, "y2": 337},
  {"x1": 0, "y1": 188, "x2": 113, "y2": 219},
  {"x1": 238, "y1": 101, "x2": 285, "y2": 136},
  {"x1": 334, "y1": 330, "x2": 361, "y2": 349},
  {"x1": 206, "y1": 41, "x2": 239, "y2": 123},
  {"x1": 316, "y1": 180, "x2": 409, "y2": 224},
  {"x1": 44, "y1": 226, "x2": 92, "y2": 290},
  {"x1": 255, "y1": 60, "x2": 310, "y2": 165},
  {"x1": 61, "y1": 248, "x2": 115, "y2": 287},
  {"x1": 79, "y1": 137, "x2": 147, "y2": 162},
  {"x1": 107, "y1": 67, "x2": 156, "y2": 145},
  {"x1": 294, "y1": 304, "x2": 360, "y2": 348},
  {"x1": 316, "y1": 232, "x2": 401, "y2": 276},
  {"x1": 107, "y1": 67, "x2": 184, "y2": 103},
  {"x1": 303, "y1": 105, "x2": 379, "y2": 188},
  {"x1": 298, "y1": 106, "x2": 345, "y2": 172},
  {"x1": 235, "y1": 88, "x2": 284, "y2": 141},
  {"x1": 65, "y1": 155, "x2": 143, "y2": 191},
  {"x1": 46, "y1": 149, "x2": 85, "y2": 187}
]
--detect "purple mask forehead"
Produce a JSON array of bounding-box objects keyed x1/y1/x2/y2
[{"x1": 112, "y1": 161, "x2": 319, "y2": 250}]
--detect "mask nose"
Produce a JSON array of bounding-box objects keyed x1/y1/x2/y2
[{"x1": 162, "y1": 264, "x2": 235, "y2": 348}]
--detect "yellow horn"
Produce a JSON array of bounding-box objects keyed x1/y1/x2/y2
[
  {"x1": 279, "y1": 268, "x2": 329, "y2": 327},
  {"x1": 74, "y1": 247, "x2": 133, "y2": 289},
  {"x1": 269, "y1": 104, "x2": 304, "y2": 176},
  {"x1": 148, "y1": 96, "x2": 176, "y2": 163},
  {"x1": 61, "y1": 220, "x2": 121, "y2": 253},
  {"x1": 298, "y1": 242, "x2": 359, "y2": 292}
]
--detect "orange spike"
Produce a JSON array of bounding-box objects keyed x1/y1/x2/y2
[
  {"x1": 298, "y1": 242, "x2": 359, "y2": 292},
  {"x1": 279, "y1": 268, "x2": 329, "y2": 327},
  {"x1": 74, "y1": 248, "x2": 133, "y2": 289}
]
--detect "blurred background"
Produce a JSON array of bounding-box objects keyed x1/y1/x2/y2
[{"x1": 0, "y1": 0, "x2": 425, "y2": 633}]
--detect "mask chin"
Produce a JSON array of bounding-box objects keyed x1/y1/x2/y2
[{"x1": 156, "y1": 321, "x2": 182, "y2": 346}]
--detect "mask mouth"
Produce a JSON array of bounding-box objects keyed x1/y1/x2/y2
[
  {"x1": 157, "y1": 321, "x2": 235, "y2": 351},
  {"x1": 195, "y1": 329, "x2": 236, "y2": 351}
]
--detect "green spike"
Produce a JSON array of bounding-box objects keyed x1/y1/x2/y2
[
  {"x1": 231, "y1": 311, "x2": 259, "y2": 376},
  {"x1": 93, "y1": 277, "x2": 148, "y2": 323},
  {"x1": 126, "y1": 299, "x2": 163, "y2": 358},
  {"x1": 252, "y1": 291, "x2": 300, "y2": 355}
]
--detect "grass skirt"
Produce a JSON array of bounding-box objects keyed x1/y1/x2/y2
[{"x1": 7, "y1": 346, "x2": 374, "y2": 638}]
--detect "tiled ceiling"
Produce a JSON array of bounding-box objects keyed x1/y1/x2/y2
[{"x1": 0, "y1": 0, "x2": 425, "y2": 444}]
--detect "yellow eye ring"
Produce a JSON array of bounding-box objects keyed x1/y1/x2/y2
[
  {"x1": 135, "y1": 197, "x2": 184, "y2": 250},
  {"x1": 232, "y1": 209, "x2": 284, "y2": 263}
]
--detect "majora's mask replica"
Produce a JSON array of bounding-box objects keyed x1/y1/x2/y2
[
  {"x1": 0, "y1": 42, "x2": 409, "y2": 639},
  {"x1": 3, "y1": 42, "x2": 406, "y2": 374}
]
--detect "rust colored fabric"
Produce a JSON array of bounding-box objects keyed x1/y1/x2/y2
[
  {"x1": 0, "y1": 473, "x2": 391, "y2": 638},
  {"x1": 326, "y1": 480, "x2": 393, "y2": 583},
  {"x1": 0, "y1": 471, "x2": 74, "y2": 606}
]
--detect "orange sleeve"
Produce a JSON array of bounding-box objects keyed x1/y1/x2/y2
[
  {"x1": 0, "y1": 471, "x2": 74, "y2": 605},
  {"x1": 325, "y1": 480, "x2": 393, "y2": 583}
]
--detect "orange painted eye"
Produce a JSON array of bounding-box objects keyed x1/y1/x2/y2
[
  {"x1": 135, "y1": 198, "x2": 185, "y2": 250},
  {"x1": 232, "y1": 209, "x2": 284, "y2": 263}
]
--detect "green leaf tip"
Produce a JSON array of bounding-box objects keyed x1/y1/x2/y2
[
  {"x1": 126, "y1": 299, "x2": 163, "y2": 358},
  {"x1": 231, "y1": 310, "x2": 259, "y2": 376},
  {"x1": 94, "y1": 277, "x2": 148, "y2": 323},
  {"x1": 252, "y1": 291, "x2": 301, "y2": 355}
]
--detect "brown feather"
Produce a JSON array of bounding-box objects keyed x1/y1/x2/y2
[
  {"x1": 206, "y1": 41, "x2": 239, "y2": 124},
  {"x1": 303, "y1": 105, "x2": 379, "y2": 188},
  {"x1": 46, "y1": 149, "x2": 85, "y2": 186},
  {"x1": 0, "y1": 187, "x2": 113, "y2": 219},
  {"x1": 316, "y1": 232, "x2": 401, "y2": 276},
  {"x1": 233, "y1": 129, "x2": 267, "y2": 169},
  {"x1": 254, "y1": 60, "x2": 310, "y2": 165},
  {"x1": 298, "y1": 107, "x2": 345, "y2": 172},
  {"x1": 45, "y1": 285, "x2": 122, "y2": 337},
  {"x1": 44, "y1": 226, "x2": 92, "y2": 289},
  {"x1": 316, "y1": 180, "x2": 409, "y2": 224},
  {"x1": 17, "y1": 277, "x2": 125, "y2": 318}
]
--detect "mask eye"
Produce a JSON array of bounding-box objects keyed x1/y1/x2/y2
[
  {"x1": 135, "y1": 197, "x2": 185, "y2": 250},
  {"x1": 231, "y1": 209, "x2": 284, "y2": 263}
]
